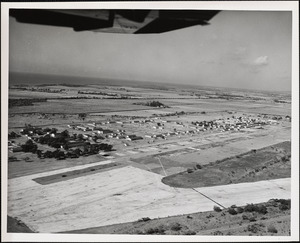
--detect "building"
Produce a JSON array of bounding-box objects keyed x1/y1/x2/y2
[
  {"x1": 64, "y1": 141, "x2": 87, "y2": 149},
  {"x1": 11, "y1": 146, "x2": 22, "y2": 153},
  {"x1": 130, "y1": 136, "x2": 143, "y2": 141}
]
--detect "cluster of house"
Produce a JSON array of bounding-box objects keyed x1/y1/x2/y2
[
  {"x1": 191, "y1": 116, "x2": 273, "y2": 132},
  {"x1": 8, "y1": 124, "x2": 114, "y2": 159},
  {"x1": 143, "y1": 115, "x2": 279, "y2": 139},
  {"x1": 8, "y1": 141, "x2": 22, "y2": 153},
  {"x1": 62, "y1": 113, "x2": 286, "y2": 146},
  {"x1": 67, "y1": 123, "x2": 144, "y2": 141}
]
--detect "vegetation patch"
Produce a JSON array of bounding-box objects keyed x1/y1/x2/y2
[
  {"x1": 9, "y1": 98, "x2": 47, "y2": 108},
  {"x1": 62, "y1": 199, "x2": 290, "y2": 236},
  {"x1": 133, "y1": 100, "x2": 170, "y2": 108},
  {"x1": 162, "y1": 141, "x2": 291, "y2": 188}
]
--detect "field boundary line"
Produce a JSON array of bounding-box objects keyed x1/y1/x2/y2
[
  {"x1": 157, "y1": 156, "x2": 167, "y2": 176},
  {"x1": 191, "y1": 188, "x2": 226, "y2": 209}
]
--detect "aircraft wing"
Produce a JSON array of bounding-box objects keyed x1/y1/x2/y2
[{"x1": 10, "y1": 9, "x2": 220, "y2": 34}]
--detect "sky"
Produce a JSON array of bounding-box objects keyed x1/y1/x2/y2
[{"x1": 9, "y1": 10, "x2": 292, "y2": 91}]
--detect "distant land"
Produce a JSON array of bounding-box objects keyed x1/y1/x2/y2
[{"x1": 9, "y1": 71, "x2": 290, "y2": 95}]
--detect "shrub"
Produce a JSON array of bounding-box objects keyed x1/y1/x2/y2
[
  {"x1": 278, "y1": 199, "x2": 291, "y2": 209},
  {"x1": 244, "y1": 204, "x2": 267, "y2": 214},
  {"x1": 145, "y1": 226, "x2": 165, "y2": 235},
  {"x1": 236, "y1": 207, "x2": 244, "y2": 214},
  {"x1": 267, "y1": 225, "x2": 278, "y2": 233},
  {"x1": 187, "y1": 168, "x2": 194, "y2": 173},
  {"x1": 213, "y1": 206, "x2": 222, "y2": 212},
  {"x1": 195, "y1": 164, "x2": 202, "y2": 169},
  {"x1": 170, "y1": 222, "x2": 182, "y2": 231},
  {"x1": 183, "y1": 230, "x2": 196, "y2": 235},
  {"x1": 145, "y1": 228, "x2": 156, "y2": 234},
  {"x1": 212, "y1": 230, "x2": 223, "y2": 235},
  {"x1": 228, "y1": 208, "x2": 237, "y2": 215},
  {"x1": 138, "y1": 217, "x2": 151, "y2": 222},
  {"x1": 156, "y1": 225, "x2": 166, "y2": 234},
  {"x1": 247, "y1": 224, "x2": 260, "y2": 233},
  {"x1": 279, "y1": 204, "x2": 289, "y2": 211},
  {"x1": 244, "y1": 204, "x2": 256, "y2": 212},
  {"x1": 256, "y1": 205, "x2": 267, "y2": 214}
]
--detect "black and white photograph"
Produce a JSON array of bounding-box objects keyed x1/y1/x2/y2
[{"x1": 1, "y1": 1, "x2": 299, "y2": 242}]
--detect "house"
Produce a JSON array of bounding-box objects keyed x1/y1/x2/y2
[
  {"x1": 130, "y1": 136, "x2": 143, "y2": 141},
  {"x1": 103, "y1": 129, "x2": 113, "y2": 134},
  {"x1": 83, "y1": 134, "x2": 90, "y2": 139},
  {"x1": 64, "y1": 141, "x2": 87, "y2": 149},
  {"x1": 76, "y1": 126, "x2": 91, "y2": 131},
  {"x1": 116, "y1": 135, "x2": 126, "y2": 139},
  {"x1": 12, "y1": 146, "x2": 22, "y2": 153}
]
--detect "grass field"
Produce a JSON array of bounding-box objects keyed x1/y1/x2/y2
[
  {"x1": 162, "y1": 141, "x2": 291, "y2": 188},
  {"x1": 9, "y1": 99, "x2": 155, "y2": 114}
]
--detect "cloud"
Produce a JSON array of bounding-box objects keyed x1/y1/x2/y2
[{"x1": 253, "y1": 56, "x2": 269, "y2": 66}]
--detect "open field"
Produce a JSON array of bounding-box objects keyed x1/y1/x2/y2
[
  {"x1": 64, "y1": 199, "x2": 291, "y2": 236},
  {"x1": 7, "y1": 164, "x2": 290, "y2": 233},
  {"x1": 6, "y1": 80, "x2": 292, "y2": 235},
  {"x1": 9, "y1": 99, "x2": 157, "y2": 114}
]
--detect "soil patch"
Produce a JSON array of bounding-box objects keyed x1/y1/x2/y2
[
  {"x1": 33, "y1": 162, "x2": 122, "y2": 185},
  {"x1": 7, "y1": 216, "x2": 34, "y2": 233}
]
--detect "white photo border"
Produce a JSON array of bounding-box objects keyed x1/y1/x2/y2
[{"x1": 1, "y1": 1, "x2": 299, "y2": 242}]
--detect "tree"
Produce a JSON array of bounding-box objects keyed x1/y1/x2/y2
[
  {"x1": 78, "y1": 113, "x2": 87, "y2": 120},
  {"x1": 60, "y1": 129, "x2": 69, "y2": 138},
  {"x1": 50, "y1": 128, "x2": 58, "y2": 134},
  {"x1": 21, "y1": 139, "x2": 38, "y2": 153}
]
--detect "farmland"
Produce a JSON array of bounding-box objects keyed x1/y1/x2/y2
[{"x1": 6, "y1": 79, "x2": 292, "y2": 236}]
